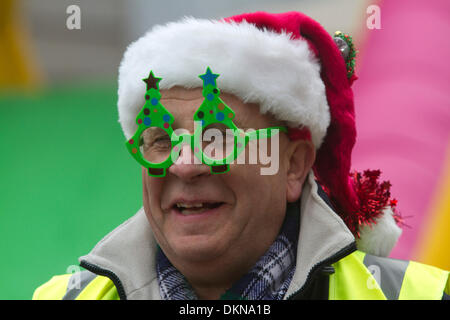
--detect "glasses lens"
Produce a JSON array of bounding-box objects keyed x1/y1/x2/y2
[
  {"x1": 139, "y1": 127, "x2": 172, "y2": 164},
  {"x1": 201, "y1": 123, "x2": 235, "y2": 160}
]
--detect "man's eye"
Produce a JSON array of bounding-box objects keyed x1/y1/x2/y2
[
  {"x1": 153, "y1": 136, "x2": 171, "y2": 148},
  {"x1": 140, "y1": 127, "x2": 172, "y2": 152}
]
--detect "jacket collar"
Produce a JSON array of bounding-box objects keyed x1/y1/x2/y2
[
  {"x1": 79, "y1": 171, "x2": 356, "y2": 300},
  {"x1": 284, "y1": 171, "x2": 356, "y2": 299}
]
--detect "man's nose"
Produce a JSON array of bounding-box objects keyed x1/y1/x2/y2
[{"x1": 168, "y1": 143, "x2": 210, "y2": 180}]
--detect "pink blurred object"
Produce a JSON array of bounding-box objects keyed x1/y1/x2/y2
[{"x1": 352, "y1": 0, "x2": 450, "y2": 259}]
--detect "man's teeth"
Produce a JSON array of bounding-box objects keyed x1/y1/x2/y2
[
  {"x1": 175, "y1": 202, "x2": 221, "y2": 215},
  {"x1": 176, "y1": 202, "x2": 204, "y2": 209}
]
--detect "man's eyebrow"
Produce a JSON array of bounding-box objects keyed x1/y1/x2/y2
[{"x1": 225, "y1": 118, "x2": 249, "y2": 130}]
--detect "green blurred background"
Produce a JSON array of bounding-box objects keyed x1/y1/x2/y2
[
  {"x1": 0, "y1": 81, "x2": 142, "y2": 299},
  {"x1": 0, "y1": 0, "x2": 370, "y2": 299}
]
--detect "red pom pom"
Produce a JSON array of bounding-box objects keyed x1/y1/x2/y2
[{"x1": 341, "y1": 170, "x2": 402, "y2": 237}]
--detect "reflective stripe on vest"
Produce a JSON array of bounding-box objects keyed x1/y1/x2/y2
[
  {"x1": 330, "y1": 250, "x2": 449, "y2": 300},
  {"x1": 363, "y1": 253, "x2": 409, "y2": 300},
  {"x1": 63, "y1": 270, "x2": 97, "y2": 300}
]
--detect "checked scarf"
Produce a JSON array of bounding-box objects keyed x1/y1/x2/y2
[{"x1": 156, "y1": 201, "x2": 300, "y2": 300}]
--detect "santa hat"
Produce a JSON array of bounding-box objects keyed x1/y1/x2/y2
[{"x1": 117, "y1": 11, "x2": 402, "y2": 257}]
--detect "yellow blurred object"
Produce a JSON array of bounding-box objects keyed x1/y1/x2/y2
[
  {"x1": 415, "y1": 144, "x2": 450, "y2": 270},
  {"x1": 0, "y1": 0, "x2": 43, "y2": 89}
]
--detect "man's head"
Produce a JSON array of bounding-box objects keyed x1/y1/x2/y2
[
  {"x1": 141, "y1": 86, "x2": 315, "y2": 280},
  {"x1": 117, "y1": 11, "x2": 369, "y2": 284}
]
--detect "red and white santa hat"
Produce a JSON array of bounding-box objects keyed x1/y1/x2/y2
[{"x1": 117, "y1": 11, "x2": 402, "y2": 256}]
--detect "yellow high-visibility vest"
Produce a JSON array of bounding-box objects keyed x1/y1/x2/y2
[
  {"x1": 33, "y1": 250, "x2": 449, "y2": 300},
  {"x1": 329, "y1": 250, "x2": 449, "y2": 300}
]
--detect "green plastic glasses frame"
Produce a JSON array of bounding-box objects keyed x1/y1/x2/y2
[{"x1": 126, "y1": 67, "x2": 287, "y2": 177}]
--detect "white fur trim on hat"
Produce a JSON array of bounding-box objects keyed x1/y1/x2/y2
[
  {"x1": 356, "y1": 207, "x2": 403, "y2": 257},
  {"x1": 117, "y1": 17, "x2": 330, "y2": 147}
]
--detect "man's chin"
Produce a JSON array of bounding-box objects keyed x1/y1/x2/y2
[{"x1": 168, "y1": 235, "x2": 226, "y2": 263}]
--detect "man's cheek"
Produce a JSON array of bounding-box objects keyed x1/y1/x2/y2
[
  {"x1": 258, "y1": 136, "x2": 280, "y2": 176},
  {"x1": 142, "y1": 175, "x2": 161, "y2": 211},
  {"x1": 148, "y1": 181, "x2": 163, "y2": 208},
  {"x1": 235, "y1": 140, "x2": 258, "y2": 165}
]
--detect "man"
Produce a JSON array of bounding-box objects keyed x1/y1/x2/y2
[{"x1": 33, "y1": 11, "x2": 449, "y2": 300}]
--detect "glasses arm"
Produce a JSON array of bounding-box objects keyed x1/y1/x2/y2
[{"x1": 245, "y1": 126, "x2": 288, "y2": 141}]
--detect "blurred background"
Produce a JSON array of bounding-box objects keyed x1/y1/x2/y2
[{"x1": 0, "y1": 0, "x2": 448, "y2": 299}]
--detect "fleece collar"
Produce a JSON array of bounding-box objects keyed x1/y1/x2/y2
[{"x1": 78, "y1": 171, "x2": 356, "y2": 300}]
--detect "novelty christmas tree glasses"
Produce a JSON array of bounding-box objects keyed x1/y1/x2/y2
[{"x1": 126, "y1": 67, "x2": 287, "y2": 177}]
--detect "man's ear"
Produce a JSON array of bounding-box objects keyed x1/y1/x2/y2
[{"x1": 285, "y1": 140, "x2": 316, "y2": 202}]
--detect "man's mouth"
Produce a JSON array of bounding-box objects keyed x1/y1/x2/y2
[{"x1": 172, "y1": 201, "x2": 225, "y2": 216}]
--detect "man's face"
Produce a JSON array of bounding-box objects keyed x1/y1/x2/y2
[{"x1": 142, "y1": 86, "x2": 310, "y2": 272}]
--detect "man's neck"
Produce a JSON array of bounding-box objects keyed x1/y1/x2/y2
[
  {"x1": 173, "y1": 254, "x2": 257, "y2": 299},
  {"x1": 192, "y1": 284, "x2": 230, "y2": 300}
]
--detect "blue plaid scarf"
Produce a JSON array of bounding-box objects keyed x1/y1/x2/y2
[{"x1": 156, "y1": 201, "x2": 300, "y2": 300}]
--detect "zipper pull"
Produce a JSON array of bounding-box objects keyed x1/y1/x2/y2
[{"x1": 321, "y1": 265, "x2": 335, "y2": 275}]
